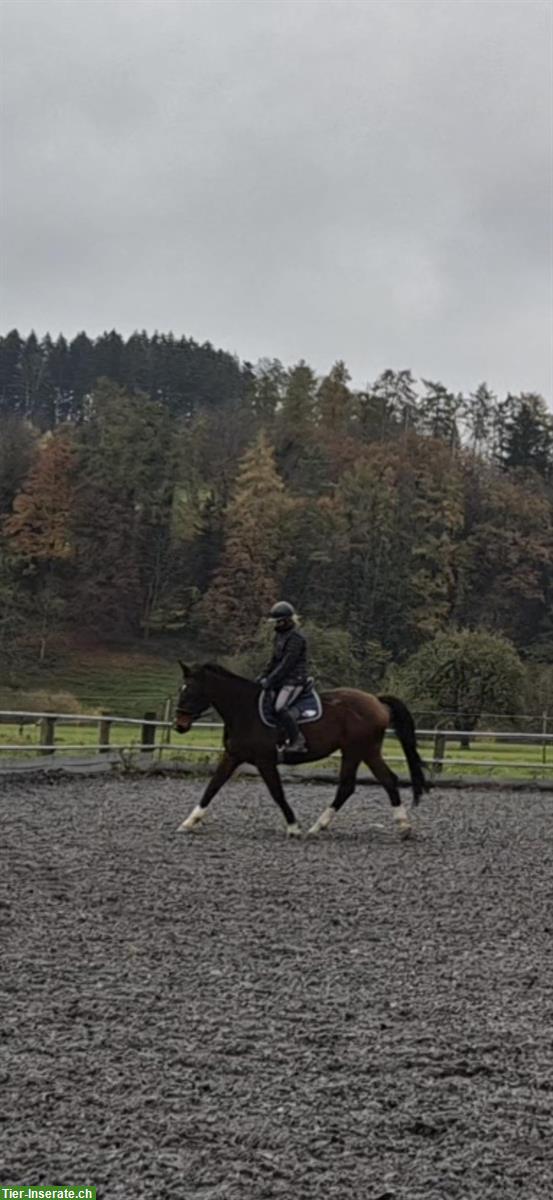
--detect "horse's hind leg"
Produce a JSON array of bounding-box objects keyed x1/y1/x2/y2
[
  {"x1": 178, "y1": 751, "x2": 240, "y2": 831},
  {"x1": 256, "y1": 759, "x2": 302, "y2": 836},
  {"x1": 364, "y1": 748, "x2": 412, "y2": 839},
  {"x1": 308, "y1": 751, "x2": 360, "y2": 835}
]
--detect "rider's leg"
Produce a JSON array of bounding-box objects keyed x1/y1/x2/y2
[{"x1": 274, "y1": 685, "x2": 306, "y2": 751}]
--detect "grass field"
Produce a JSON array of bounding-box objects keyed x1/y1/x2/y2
[
  {"x1": 0, "y1": 642, "x2": 183, "y2": 717},
  {"x1": 0, "y1": 718, "x2": 552, "y2": 779}
]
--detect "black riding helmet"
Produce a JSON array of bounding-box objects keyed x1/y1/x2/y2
[
  {"x1": 269, "y1": 601, "x2": 296, "y2": 620},
  {"x1": 268, "y1": 601, "x2": 297, "y2": 631}
]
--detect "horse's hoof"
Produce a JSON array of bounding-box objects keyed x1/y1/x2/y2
[
  {"x1": 308, "y1": 822, "x2": 327, "y2": 836},
  {"x1": 398, "y1": 821, "x2": 413, "y2": 840},
  {"x1": 286, "y1": 823, "x2": 303, "y2": 838},
  {"x1": 178, "y1": 809, "x2": 206, "y2": 832},
  {"x1": 308, "y1": 807, "x2": 334, "y2": 836}
]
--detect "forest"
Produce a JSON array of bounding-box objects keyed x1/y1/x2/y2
[{"x1": 0, "y1": 327, "x2": 552, "y2": 726}]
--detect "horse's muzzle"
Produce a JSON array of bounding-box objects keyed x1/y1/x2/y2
[{"x1": 175, "y1": 712, "x2": 193, "y2": 733}]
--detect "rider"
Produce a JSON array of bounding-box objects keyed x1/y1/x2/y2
[{"x1": 259, "y1": 601, "x2": 309, "y2": 753}]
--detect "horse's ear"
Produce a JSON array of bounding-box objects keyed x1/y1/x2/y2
[{"x1": 179, "y1": 660, "x2": 190, "y2": 678}]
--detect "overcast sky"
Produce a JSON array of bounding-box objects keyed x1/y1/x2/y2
[{"x1": 1, "y1": 0, "x2": 552, "y2": 398}]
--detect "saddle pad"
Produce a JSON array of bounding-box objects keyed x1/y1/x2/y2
[{"x1": 258, "y1": 687, "x2": 323, "y2": 729}]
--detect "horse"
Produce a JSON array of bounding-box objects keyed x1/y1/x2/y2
[{"x1": 174, "y1": 662, "x2": 428, "y2": 838}]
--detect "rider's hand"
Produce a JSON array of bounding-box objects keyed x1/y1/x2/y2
[{"x1": 259, "y1": 677, "x2": 269, "y2": 689}]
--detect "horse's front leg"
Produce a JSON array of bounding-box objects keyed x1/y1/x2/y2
[
  {"x1": 178, "y1": 751, "x2": 240, "y2": 832},
  {"x1": 256, "y1": 759, "x2": 302, "y2": 836},
  {"x1": 309, "y1": 751, "x2": 360, "y2": 834}
]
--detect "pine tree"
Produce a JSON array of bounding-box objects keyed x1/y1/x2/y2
[
  {"x1": 498, "y1": 393, "x2": 552, "y2": 477},
  {"x1": 251, "y1": 358, "x2": 286, "y2": 428},
  {"x1": 0, "y1": 330, "x2": 24, "y2": 416},
  {"x1": 316, "y1": 361, "x2": 353, "y2": 437},
  {"x1": 463, "y1": 382, "x2": 496, "y2": 456},
  {"x1": 419, "y1": 380, "x2": 464, "y2": 446},
  {"x1": 356, "y1": 369, "x2": 420, "y2": 441}
]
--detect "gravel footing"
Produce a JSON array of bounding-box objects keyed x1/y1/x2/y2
[{"x1": 2, "y1": 777, "x2": 553, "y2": 1199}]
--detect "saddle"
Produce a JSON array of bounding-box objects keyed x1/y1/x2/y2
[{"x1": 258, "y1": 678, "x2": 323, "y2": 729}]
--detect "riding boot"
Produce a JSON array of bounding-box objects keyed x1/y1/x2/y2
[{"x1": 278, "y1": 708, "x2": 307, "y2": 753}]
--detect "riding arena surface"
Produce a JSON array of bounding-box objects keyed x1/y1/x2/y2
[{"x1": 2, "y1": 776, "x2": 552, "y2": 1200}]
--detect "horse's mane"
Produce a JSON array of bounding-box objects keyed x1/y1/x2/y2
[{"x1": 200, "y1": 662, "x2": 256, "y2": 686}]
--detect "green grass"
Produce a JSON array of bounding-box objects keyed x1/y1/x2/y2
[
  {"x1": 0, "y1": 642, "x2": 182, "y2": 717},
  {"x1": 0, "y1": 720, "x2": 551, "y2": 779}
]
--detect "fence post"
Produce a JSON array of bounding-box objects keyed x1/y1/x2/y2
[
  {"x1": 99, "y1": 719, "x2": 112, "y2": 754},
  {"x1": 161, "y1": 698, "x2": 173, "y2": 759},
  {"x1": 141, "y1": 711, "x2": 157, "y2": 755},
  {"x1": 432, "y1": 731, "x2": 446, "y2": 776},
  {"x1": 39, "y1": 716, "x2": 56, "y2": 755}
]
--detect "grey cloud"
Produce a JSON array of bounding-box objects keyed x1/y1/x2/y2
[{"x1": 1, "y1": 0, "x2": 551, "y2": 398}]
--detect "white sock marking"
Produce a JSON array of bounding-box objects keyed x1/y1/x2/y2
[
  {"x1": 308, "y1": 806, "x2": 335, "y2": 835},
  {"x1": 178, "y1": 805, "x2": 206, "y2": 831}
]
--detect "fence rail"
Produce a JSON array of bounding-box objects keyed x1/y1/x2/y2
[{"x1": 1, "y1": 709, "x2": 552, "y2": 779}]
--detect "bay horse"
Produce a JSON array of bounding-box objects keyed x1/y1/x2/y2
[{"x1": 175, "y1": 662, "x2": 428, "y2": 838}]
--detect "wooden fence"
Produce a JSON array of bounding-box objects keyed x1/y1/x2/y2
[{"x1": 1, "y1": 708, "x2": 553, "y2": 779}]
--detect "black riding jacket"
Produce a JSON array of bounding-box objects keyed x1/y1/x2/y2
[{"x1": 264, "y1": 626, "x2": 308, "y2": 690}]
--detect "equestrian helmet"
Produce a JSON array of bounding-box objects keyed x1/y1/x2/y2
[{"x1": 269, "y1": 601, "x2": 296, "y2": 621}]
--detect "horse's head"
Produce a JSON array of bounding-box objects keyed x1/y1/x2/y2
[{"x1": 175, "y1": 662, "x2": 211, "y2": 732}]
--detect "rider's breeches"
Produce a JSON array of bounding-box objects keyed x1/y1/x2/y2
[{"x1": 274, "y1": 684, "x2": 303, "y2": 713}]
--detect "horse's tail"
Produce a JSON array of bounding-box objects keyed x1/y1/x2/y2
[{"x1": 378, "y1": 694, "x2": 429, "y2": 805}]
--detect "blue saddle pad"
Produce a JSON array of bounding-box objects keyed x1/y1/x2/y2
[{"x1": 258, "y1": 685, "x2": 323, "y2": 729}]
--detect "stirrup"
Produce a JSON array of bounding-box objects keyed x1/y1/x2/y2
[{"x1": 287, "y1": 732, "x2": 307, "y2": 753}]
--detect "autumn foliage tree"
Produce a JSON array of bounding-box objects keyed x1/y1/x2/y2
[
  {"x1": 199, "y1": 432, "x2": 297, "y2": 651},
  {"x1": 4, "y1": 429, "x2": 77, "y2": 658},
  {"x1": 5, "y1": 431, "x2": 76, "y2": 561}
]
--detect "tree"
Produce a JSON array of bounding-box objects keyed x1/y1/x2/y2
[
  {"x1": 68, "y1": 331, "x2": 96, "y2": 412},
  {"x1": 0, "y1": 541, "x2": 33, "y2": 678},
  {"x1": 0, "y1": 417, "x2": 36, "y2": 515},
  {"x1": 4, "y1": 430, "x2": 77, "y2": 660},
  {"x1": 199, "y1": 432, "x2": 296, "y2": 651},
  {"x1": 452, "y1": 460, "x2": 553, "y2": 650},
  {"x1": 275, "y1": 362, "x2": 331, "y2": 494},
  {"x1": 316, "y1": 361, "x2": 353, "y2": 437},
  {"x1": 16, "y1": 332, "x2": 52, "y2": 425},
  {"x1": 180, "y1": 399, "x2": 254, "y2": 508},
  {"x1": 5, "y1": 430, "x2": 76, "y2": 561},
  {"x1": 355, "y1": 369, "x2": 420, "y2": 442},
  {"x1": 0, "y1": 329, "x2": 24, "y2": 417},
  {"x1": 251, "y1": 358, "x2": 286, "y2": 428},
  {"x1": 330, "y1": 435, "x2": 463, "y2": 656},
  {"x1": 390, "y1": 629, "x2": 526, "y2": 733},
  {"x1": 333, "y1": 449, "x2": 412, "y2": 655},
  {"x1": 496, "y1": 393, "x2": 552, "y2": 477},
  {"x1": 462, "y1": 383, "x2": 497, "y2": 456},
  {"x1": 406, "y1": 436, "x2": 464, "y2": 640},
  {"x1": 281, "y1": 494, "x2": 349, "y2": 625},
  {"x1": 70, "y1": 381, "x2": 177, "y2": 636},
  {"x1": 419, "y1": 380, "x2": 464, "y2": 447}
]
